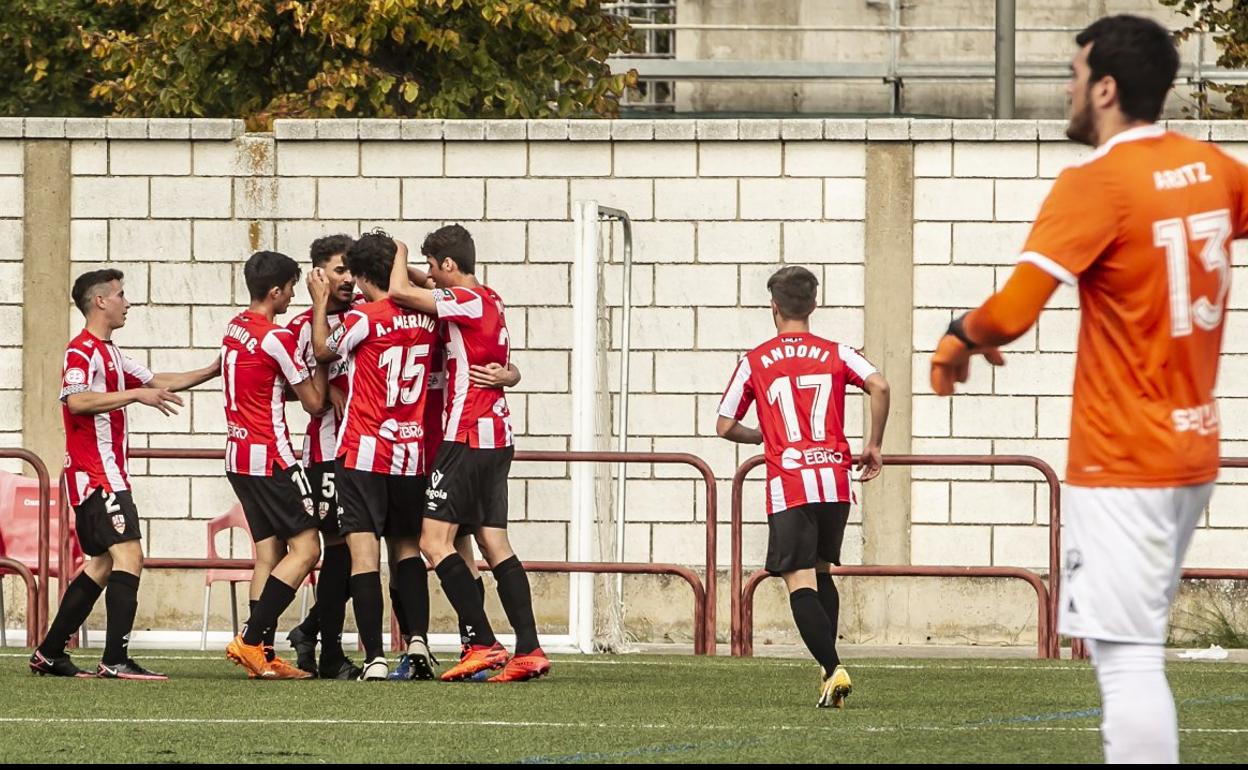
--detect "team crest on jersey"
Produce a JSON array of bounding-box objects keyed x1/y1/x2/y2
[
  {"x1": 65, "y1": 368, "x2": 86, "y2": 385},
  {"x1": 111, "y1": 514, "x2": 126, "y2": 534},
  {"x1": 106, "y1": 361, "x2": 116, "y2": 372}
]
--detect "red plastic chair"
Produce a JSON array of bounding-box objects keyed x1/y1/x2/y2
[
  {"x1": 0, "y1": 471, "x2": 81, "y2": 647},
  {"x1": 200, "y1": 504, "x2": 253, "y2": 650},
  {"x1": 199, "y1": 505, "x2": 317, "y2": 650}
]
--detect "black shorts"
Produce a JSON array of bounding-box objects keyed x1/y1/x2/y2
[
  {"x1": 74, "y1": 488, "x2": 142, "y2": 557},
  {"x1": 335, "y1": 462, "x2": 425, "y2": 539},
  {"x1": 304, "y1": 461, "x2": 343, "y2": 537},
  {"x1": 226, "y1": 463, "x2": 318, "y2": 542},
  {"x1": 424, "y1": 443, "x2": 513, "y2": 530},
  {"x1": 765, "y1": 502, "x2": 851, "y2": 576}
]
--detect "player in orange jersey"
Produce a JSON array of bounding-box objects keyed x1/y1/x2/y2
[{"x1": 930, "y1": 15, "x2": 1248, "y2": 764}]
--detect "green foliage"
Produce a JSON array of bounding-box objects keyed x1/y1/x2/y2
[
  {"x1": 1160, "y1": 0, "x2": 1248, "y2": 117},
  {"x1": 2, "y1": 0, "x2": 639, "y2": 126},
  {"x1": 0, "y1": 0, "x2": 146, "y2": 117}
]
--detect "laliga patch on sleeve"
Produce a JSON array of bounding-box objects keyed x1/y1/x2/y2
[
  {"x1": 435, "y1": 289, "x2": 456, "y2": 301},
  {"x1": 65, "y1": 368, "x2": 87, "y2": 385}
]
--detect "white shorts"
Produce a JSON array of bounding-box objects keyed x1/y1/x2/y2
[{"x1": 1058, "y1": 483, "x2": 1212, "y2": 644}]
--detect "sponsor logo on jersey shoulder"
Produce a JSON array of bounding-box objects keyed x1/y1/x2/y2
[
  {"x1": 65, "y1": 368, "x2": 87, "y2": 385},
  {"x1": 781, "y1": 446, "x2": 846, "y2": 470}
]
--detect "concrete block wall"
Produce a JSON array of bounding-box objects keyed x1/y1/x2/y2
[{"x1": 4, "y1": 116, "x2": 1246, "y2": 643}]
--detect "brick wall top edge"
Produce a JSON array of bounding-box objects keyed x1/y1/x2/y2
[
  {"x1": 5, "y1": 118, "x2": 245, "y2": 140},
  {"x1": 16, "y1": 117, "x2": 1240, "y2": 142}
]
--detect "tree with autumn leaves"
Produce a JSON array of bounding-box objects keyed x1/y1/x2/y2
[{"x1": 0, "y1": 0, "x2": 639, "y2": 127}]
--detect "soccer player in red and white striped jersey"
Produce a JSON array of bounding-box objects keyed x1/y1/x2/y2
[
  {"x1": 223, "y1": 251, "x2": 328, "y2": 680},
  {"x1": 309, "y1": 231, "x2": 440, "y2": 680},
  {"x1": 717, "y1": 266, "x2": 891, "y2": 709},
  {"x1": 389, "y1": 226, "x2": 547, "y2": 683},
  {"x1": 31, "y1": 269, "x2": 218, "y2": 680},
  {"x1": 282, "y1": 234, "x2": 364, "y2": 679}
]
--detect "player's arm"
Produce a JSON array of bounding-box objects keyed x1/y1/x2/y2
[
  {"x1": 930, "y1": 264, "x2": 1059, "y2": 396},
  {"x1": 328, "y1": 384, "x2": 348, "y2": 421},
  {"x1": 387, "y1": 239, "x2": 439, "y2": 315},
  {"x1": 66, "y1": 388, "x2": 182, "y2": 417},
  {"x1": 290, "y1": 377, "x2": 327, "y2": 416},
  {"x1": 716, "y1": 356, "x2": 759, "y2": 444},
  {"x1": 307, "y1": 269, "x2": 340, "y2": 365},
  {"x1": 262, "y1": 328, "x2": 327, "y2": 415},
  {"x1": 930, "y1": 166, "x2": 1111, "y2": 396},
  {"x1": 468, "y1": 362, "x2": 522, "y2": 389},
  {"x1": 858, "y1": 373, "x2": 890, "y2": 482},
  {"x1": 716, "y1": 415, "x2": 762, "y2": 445},
  {"x1": 148, "y1": 356, "x2": 221, "y2": 392}
]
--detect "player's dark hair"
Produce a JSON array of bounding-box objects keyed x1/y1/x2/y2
[
  {"x1": 309, "y1": 234, "x2": 354, "y2": 268},
  {"x1": 1075, "y1": 15, "x2": 1178, "y2": 122},
  {"x1": 767, "y1": 266, "x2": 819, "y2": 320},
  {"x1": 345, "y1": 230, "x2": 397, "y2": 289},
  {"x1": 71, "y1": 268, "x2": 125, "y2": 315},
  {"x1": 421, "y1": 224, "x2": 476, "y2": 274},
  {"x1": 244, "y1": 251, "x2": 301, "y2": 301}
]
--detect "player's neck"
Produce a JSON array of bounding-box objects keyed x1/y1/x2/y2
[
  {"x1": 326, "y1": 299, "x2": 350, "y2": 314},
  {"x1": 355, "y1": 277, "x2": 386, "y2": 303},
  {"x1": 1095, "y1": 117, "x2": 1153, "y2": 148},
  {"x1": 85, "y1": 318, "x2": 114, "y2": 341},
  {"x1": 775, "y1": 319, "x2": 810, "y2": 335},
  {"x1": 247, "y1": 301, "x2": 277, "y2": 322},
  {"x1": 449, "y1": 273, "x2": 480, "y2": 289}
]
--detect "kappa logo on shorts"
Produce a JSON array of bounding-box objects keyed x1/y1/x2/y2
[
  {"x1": 431, "y1": 471, "x2": 443, "y2": 488},
  {"x1": 1065, "y1": 548, "x2": 1083, "y2": 578},
  {"x1": 111, "y1": 514, "x2": 126, "y2": 534}
]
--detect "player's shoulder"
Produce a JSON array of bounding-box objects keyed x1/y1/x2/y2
[
  {"x1": 286, "y1": 308, "x2": 313, "y2": 330},
  {"x1": 65, "y1": 329, "x2": 96, "y2": 355}
]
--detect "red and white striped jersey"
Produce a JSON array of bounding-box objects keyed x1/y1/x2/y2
[
  {"x1": 221, "y1": 310, "x2": 309, "y2": 476},
  {"x1": 288, "y1": 302, "x2": 358, "y2": 465},
  {"x1": 434, "y1": 285, "x2": 513, "y2": 449},
  {"x1": 328, "y1": 298, "x2": 438, "y2": 475},
  {"x1": 424, "y1": 330, "x2": 448, "y2": 458},
  {"x1": 60, "y1": 329, "x2": 153, "y2": 507},
  {"x1": 718, "y1": 332, "x2": 877, "y2": 515}
]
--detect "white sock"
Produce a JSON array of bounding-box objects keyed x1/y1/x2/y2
[{"x1": 1089, "y1": 640, "x2": 1178, "y2": 764}]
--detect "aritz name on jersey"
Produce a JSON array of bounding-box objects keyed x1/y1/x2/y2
[
  {"x1": 760, "y1": 338, "x2": 833, "y2": 368},
  {"x1": 781, "y1": 446, "x2": 846, "y2": 470},
  {"x1": 376, "y1": 314, "x2": 437, "y2": 336},
  {"x1": 1154, "y1": 162, "x2": 1212, "y2": 190},
  {"x1": 224, "y1": 323, "x2": 259, "y2": 353}
]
